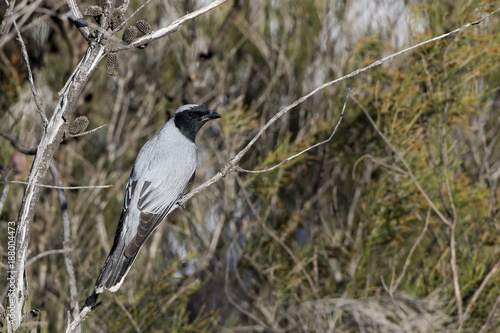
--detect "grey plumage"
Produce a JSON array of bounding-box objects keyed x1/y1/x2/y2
[{"x1": 90, "y1": 104, "x2": 221, "y2": 297}]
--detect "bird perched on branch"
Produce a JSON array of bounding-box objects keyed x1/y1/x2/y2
[{"x1": 85, "y1": 104, "x2": 221, "y2": 308}]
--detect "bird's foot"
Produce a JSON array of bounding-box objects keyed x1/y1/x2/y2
[
  {"x1": 82, "y1": 291, "x2": 102, "y2": 311},
  {"x1": 177, "y1": 201, "x2": 186, "y2": 210}
]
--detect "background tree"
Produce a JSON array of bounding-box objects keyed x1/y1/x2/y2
[{"x1": 1, "y1": 0, "x2": 499, "y2": 332}]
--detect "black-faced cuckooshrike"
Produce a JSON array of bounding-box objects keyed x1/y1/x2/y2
[{"x1": 85, "y1": 104, "x2": 220, "y2": 307}]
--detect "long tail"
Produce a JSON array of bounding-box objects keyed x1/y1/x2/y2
[
  {"x1": 94, "y1": 240, "x2": 139, "y2": 293},
  {"x1": 84, "y1": 245, "x2": 139, "y2": 309}
]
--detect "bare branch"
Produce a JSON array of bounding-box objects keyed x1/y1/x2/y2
[
  {"x1": 352, "y1": 154, "x2": 407, "y2": 178},
  {"x1": 12, "y1": 18, "x2": 48, "y2": 126},
  {"x1": 110, "y1": 0, "x2": 231, "y2": 52},
  {"x1": 237, "y1": 89, "x2": 351, "y2": 174},
  {"x1": 26, "y1": 249, "x2": 67, "y2": 266},
  {"x1": 1, "y1": 180, "x2": 112, "y2": 190},
  {"x1": 67, "y1": 123, "x2": 107, "y2": 138},
  {"x1": 441, "y1": 36, "x2": 459, "y2": 223},
  {"x1": 0, "y1": 0, "x2": 16, "y2": 37},
  {"x1": 50, "y1": 163, "x2": 82, "y2": 333},
  {"x1": 116, "y1": 0, "x2": 153, "y2": 32},
  {"x1": 66, "y1": 306, "x2": 92, "y2": 333}
]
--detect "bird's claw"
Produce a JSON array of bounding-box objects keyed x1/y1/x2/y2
[
  {"x1": 82, "y1": 292, "x2": 101, "y2": 311},
  {"x1": 177, "y1": 201, "x2": 186, "y2": 210}
]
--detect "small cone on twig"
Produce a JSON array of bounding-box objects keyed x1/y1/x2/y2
[
  {"x1": 84, "y1": 5, "x2": 102, "y2": 17},
  {"x1": 109, "y1": 9, "x2": 124, "y2": 30},
  {"x1": 122, "y1": 26, "x2": 138, "y2": 44},
  {"x1": 69, "y1": 116, "x2": 90, "y2": 135},
  {"x1": 84, "y1": 5, "x2": 103, "y2": 25},
  {"x1": 106, "y1": 53, "x2": 119, "y2": 76},
  {"x1": 136, "y1": 20, "x2": 152, "y2": 34}
]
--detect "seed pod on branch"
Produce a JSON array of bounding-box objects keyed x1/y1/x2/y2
[
  {"x1": 84, "y1": 5, "x2": 103, "y2": 25},
  {"x1": 84, "y1": 5, "x2": 102, "y2": 17},
  {"x1": 109, "y1": 9, "x2": 124, "y2": 30},
  {"x1": 135, "y1": 20, "x2": 152, "y2": 34},
  {"x1": 106, "y1": 53, "x2": 119, "y2": 76},
  {"x1": 122, "y1": 26, "x2": 138, "y2": 44},
  {"x1": 69, "y1": 116, "x2": 90, "y2": 135}
]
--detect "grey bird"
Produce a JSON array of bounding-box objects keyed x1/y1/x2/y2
[{"x1": 85, "y1": 104, "x2": 220, "y2": 307}]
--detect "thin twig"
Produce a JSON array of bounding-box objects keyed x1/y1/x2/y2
[
  {"x1": 237, "y1": 89, "x2": 351, "y2": 173},
  {"x1": 0, "y1": 0, "x2": 16, "y2": 37},
  {"x1": 116, "y1": 0, "x2": 153, "y2": 31},
  {"x1": 1, "y1": 180, "x2": 112, "y2": 190},
  {"x1": 352, "y1": 154, "x2": 407, "y2": 178},
  {"x1": 68, "y1": 124, "x2": 107, "y2": 138},
  {"x1": 50, "y1": 163, "x2": 82, "y2": 333},
  {"x1": 440, "y1": 36, "x2": 459, "y2": 223},
  {"x1": 66, "y1": 306, "x2": 92, "y2": 333},
  {"x1": 12, "y1": 18, "x2": 48, "y2": 126},
  {"x1": 26, "y1": 249, "x2": 67, "y2": 266}
]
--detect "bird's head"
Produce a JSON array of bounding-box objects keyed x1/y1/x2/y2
[{"x1": 173, "y1": 104, "x2": 221, "y2": 142}]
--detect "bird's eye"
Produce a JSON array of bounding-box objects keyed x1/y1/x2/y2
[{"x1": 187, "y1": 112, "x2": 194, "y2": 118}]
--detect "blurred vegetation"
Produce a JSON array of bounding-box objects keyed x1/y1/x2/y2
[{"x1": 1, "y1": 0, "x2": 499, "y2": 331}]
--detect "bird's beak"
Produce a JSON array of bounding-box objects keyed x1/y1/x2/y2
[{"x1": 203, "y1": 110, "x2": 221, "y2": 121}]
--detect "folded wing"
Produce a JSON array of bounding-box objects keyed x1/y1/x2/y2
[{"x1": 124, "y1": 166, "x2": 194, "y2": 258}]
